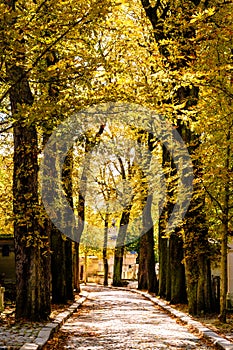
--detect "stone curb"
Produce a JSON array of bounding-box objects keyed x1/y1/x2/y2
[
  {"x1": 19, "y1": 292, "x2": 88, "y2": 350},
  {"x1": 127, "y1": 288, "x2": 233, "y2": 350}
]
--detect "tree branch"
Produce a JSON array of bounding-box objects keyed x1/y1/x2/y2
[
  {"x1": 0, "y1": 124, "x2": 13, "y2": 133},
  {"x1": 0, "y1": 3, "x2": 104, "y2": 104},
  {"x1": 201, "y1": 179, "x2": 224, "y2": 213}
]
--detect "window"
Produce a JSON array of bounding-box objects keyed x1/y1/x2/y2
[{"x1": 2, "y1": 245, "x2": 10, "y2": 257}]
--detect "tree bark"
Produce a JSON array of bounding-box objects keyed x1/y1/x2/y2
[
  {"x1": 8, "y1": 64, "x2": 51, "y2": 320},
  {"x1": 141, "y1": 0, "x2": 212, "y2": 313},
  {"x1": 165, "y1": 238, "x2": 171, "y2": 301},
  {"x1": 219, "y1": 130, "x2": 231, "y2": 322},
  {"x1": 158, "y1": 226, "x2": 168, "y2": 298},
  {"x1": 158, "y1": 145, "x2": 185, "y2": 302},
  {"x1": 73, "y1": 242, "x2": 80, "y2": 292},
  {"x1": 3, "y1": 0, "x2": 51, "y2": 317},
  {"x1": 138, "y1": 233, "x2": 148, "y2": 290},
  {"x1": 138, "y1": 194, "x2": 158, "y2": 293},
  {"x1": 43, "y1": 47, "x2": 75, "y2": 302},
  {"x1": 113, "y1": 205, "x2": 132, "y2": 286},
  {"x1": 103, "y1": 213, "x2": 109, "y2": 286},
  {"x1": 74, "y1": 125, "x2": 105, "y2": 289},
  {"x1": 62, "y1": 150, "x2": 74, "y2": 301},
  {"x1": 219, "y1": 221, "x2": 228, "y2": 322},
  {"x1": 170, "y1": 232, "x2": 186, "y2": 304}
]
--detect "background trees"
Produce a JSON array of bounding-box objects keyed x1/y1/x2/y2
[
  {"x1": 0, "y1": 0, "x2": 114, "y2": 320},
  {"x1": 139, "y1": 0, "x2": 232, "y2": 316}
]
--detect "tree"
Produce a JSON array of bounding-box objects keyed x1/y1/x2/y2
[
  {"x1": 0, "y1": 0, "x2": 114, "y2": 319},
  {"x1": 140, "y1": 0, "x2": 213, "y2": 313},
  {"x1": 191, "y1": 1, "x2": 233, "y2": 320},
  {"x1": 94, "y1": 164, "x2": 116, "y2": 287},
  {"x1": 2, "y1": 0, "x2": 51, "y2": 319},
  {"x1": 137, "y1": 132, "x2": 158, "y2": 294}
]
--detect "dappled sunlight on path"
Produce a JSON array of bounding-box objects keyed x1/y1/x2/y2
[{"x1": 45, "y1": 285, "x2": 215, "y2": 349}]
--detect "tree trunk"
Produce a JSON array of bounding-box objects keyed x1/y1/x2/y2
[
  {"x1": 219, "y1": 131, "x2": 231, "y2": 322},
  {"x1": 113, "y1": 205, "x2": 132, "y2": 286},
  {"x1": 219, "y1": 221, "x2": 228, "y2": 322},
  {"x1": 103, "y1": 213, "x2": 109, "y2": 286},
  {"x1": 158, "y1": 145, "x2": 185, "y2": 302},
  {"x1": 184, "y1": 211, "x2": 212, "y2": 314},
  {"x1": 74, "y1": 125, "x2": 105, "y2": 290},
  {"x1": 138, "y1": 194, "x2": 158, "y2": 294},
  {"x1": 41, "y1": 49, "x2": 74, "y2": 303},
  {"x1": 138, "y1": 233, "x2": 148, "y2": 290},
  {"x1": 165, "y1": 238, "x2": 171, "y2": 301},
  {"x1": 170, "y1": 232, "x2": 186, "y2": 304},
  {"x1": 147, "y1": 226, "x2": 158, "y2": 293},
  {"x1": 65, "y1": 238, "x2": 74, "y2": 300},
  {"x1": 44, "y1": 143, "x2": 73, "y2": 304},
  {"x1": 84, "y1": 251, "x2": 88, "y2": 284},
  {"x1": 141, "y1": 0, "x2": 212, "y2": 314},
  {"x1": 73, "y1": 242, "x2": 80, "y2": 292},
  {"x1": 158, "y1": 213, "x2": 168, "y2": 297},
  {"x1": 197, "y1": 252, "x2": 212, "y2": 314},
  {"x1": 62, "y1": 150, "x2": 74, "y2": 301},
  {"x1": 51, "y1": 229, "x2": 66, "y2": 304},
  {"x1": 3, "y1": 0, "x2": 52, "y2": 316},
  {"x1": 9, "y1": 68, "x2": 51, "y2": 320}
]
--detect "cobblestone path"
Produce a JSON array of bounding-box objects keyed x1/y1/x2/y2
[{"x1": 45, "y1": 286, "x2": 215, "y2": 349}]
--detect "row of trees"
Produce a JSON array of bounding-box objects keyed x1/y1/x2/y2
[{"x1": 0, "y1": 0, "x2": 232, "y2": 322}]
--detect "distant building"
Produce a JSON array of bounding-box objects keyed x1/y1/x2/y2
[{"x1": 79, "y1": 251, "x2": 138, "y2": 284}]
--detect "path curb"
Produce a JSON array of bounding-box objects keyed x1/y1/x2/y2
[
  {"x1": 19, "y1": 292, "x2": 88, "y2": 350},
  {"x1": 130, "y1": 289, "x2": 233, "y2": 350}
]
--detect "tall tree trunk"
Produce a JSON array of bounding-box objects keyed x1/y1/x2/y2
[
  {"x1": 184, "y1": 193, "x2": 212, "y2": 314},
  {"x1": 159, "y1": 129, "x2": 186, "y2": 304},
  {"x1": 141, "y1": 0, "x2": 212, "y2": 313},
  {"x1": 43, "y1": 49, "x2": 74, "y2": 303},
  {"x1": 158, "y1": 226, "x2": 168, "y2": 297},
  {"x1": 137, "y1": 131, "x2": 158, "y2": 294},
  {"x1": 170, "y1": 231, "x2": 186, "y2": 303},
  {"x1": 113, "y1": 205, "x2": 132, "y2": 286},
  {"x1": 219, "y1": 130, "x2": 231, "y2": 322},
  {"x1": 73, "y1": 242, "x2": 80, "y2": 292},
  {"x1": 103, "y1": 212, "x2": 109, "y2": 286},
  {"x1": 158, "y1": 200, "x2": 169, "y2": 298},
  {"x1": 8, "y1": 64, "x2": 51, "y2": 320},
  {"x1": 219, "y1": 220, "x2": 228, "y2": 322},
  {"x1": 165, "y1": 238, "x2": 171, "y2": 301},
  {"x1": 51, "y1": 229, "x2": 66, "y2": 303},
  {"x1": 42, "y1": 137, "x2": 70, "y2": 304},
  {"x1": 138, "y1": 195, "x2": 158, "y2": 293},
  {"x1": 74, "y1": 125, "x2": 105, "y2": 289},
  {"x1": 4, "y1": 0, "x2": 51, "y2": 318},
  {"x1": 62, "y1": 150, "x2": 74, "y2": 300},
  {"x1": 50, "y1": 149, "x2": 74, "y2": 303},
  {"x1": 138, "y1": 233, "x2": 148, "y2": 290}
]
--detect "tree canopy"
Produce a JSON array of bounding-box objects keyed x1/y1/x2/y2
[{"x1": 0, "y1": 0, "x2": 232, "y2": 321}]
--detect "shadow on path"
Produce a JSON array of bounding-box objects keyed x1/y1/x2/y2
[{"x1": 44, "y1": 285, "x2": 215, "y2": 350}]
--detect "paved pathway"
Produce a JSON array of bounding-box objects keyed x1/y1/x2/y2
[
  {"x1": 45, "y1": 285, "x2": 215, "y2": 349},
  {"x1": 0, "y1": 319, "x2": 44, "y2": 348}
]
